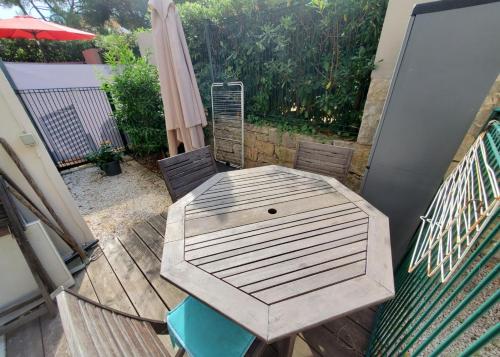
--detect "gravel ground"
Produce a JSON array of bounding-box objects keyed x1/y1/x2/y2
[{"x1": 62, "y1": 157, "x2": 172, "y2": 245}]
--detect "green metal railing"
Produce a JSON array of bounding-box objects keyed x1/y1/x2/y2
[{"x1": 367, "y1": 118, "x2": 499, "y2": 356}]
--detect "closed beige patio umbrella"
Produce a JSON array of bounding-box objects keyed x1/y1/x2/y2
[{"x1": 149, "y1": 0, "x2": 207, "y2": 155}]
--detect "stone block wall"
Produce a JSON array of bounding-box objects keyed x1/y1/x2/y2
[
  {"x1": 244, "y1": 124, "x2": 351, "y2": 169},
  {"x1": 212, "y1": 119, "x2": 243, "y2": 166}
]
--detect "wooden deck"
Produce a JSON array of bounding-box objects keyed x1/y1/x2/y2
[{"x1": 6, "y1": 213, "x2": 376, "y2": 357}]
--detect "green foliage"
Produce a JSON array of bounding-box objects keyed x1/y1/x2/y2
[
  {"x1": 0, "y1": 38, "x2": 93, "y2": 62},
  {"x1": 0, "y1": 0, "x2": 149, "y2": 31},
  {"x1": 179, "y1": 0, "x2": 387, "y2": 134},
  {"x1": 86, "y1": 142, "x2": 122, "y2": 168},
  {"x1": 94, "y1": 32, "x2": 141, "y2": 63},
  {"x1": 80, "y1": 0, "x2": 150, "y2": 31},
  {"x1": 247, "y1": 114, "x2": 318, "y2": 136},
  {"x1": 101, "y1": 34, "x2": 167, "y2": 156}
]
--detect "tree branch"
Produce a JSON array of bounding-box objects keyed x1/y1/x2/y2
[{"x1": 28, "y1": 0, "x2": 48, "y2": 20}]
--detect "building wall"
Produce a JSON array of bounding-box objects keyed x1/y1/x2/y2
[
  {"x1": 0, "y1": 67, "x2": 95, "y2": 256},
  {"x1": 353, "y1": 0, "x2": 499, "y2": 190},
  {"x1": 351, "y1": 0, "x2": 434, "y2": 190},
  {"x1": 4, "y1": 63, "x2": 111, "y2": 90}
]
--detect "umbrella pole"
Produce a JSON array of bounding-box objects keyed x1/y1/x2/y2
[
  {"x1": 31, "y1": 32, "x2": 47, "y2": 62},
  {"x1": 36, "y1": 39, "x2": 47, "y2": 62}
]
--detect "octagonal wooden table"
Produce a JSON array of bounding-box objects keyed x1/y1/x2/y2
[{"x1": 161, "y1": 165, "x2": 394, "y2": 355}]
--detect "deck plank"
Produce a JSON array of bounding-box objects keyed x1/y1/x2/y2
[
  {"x1": 101, "y1": 238, "x2": 167, "y2": 320},
  {"x1": 147, "y1": 215, "x2": 167, "y2": 236},
  {"x1": 324, "y1": 316, "x2": 371, "y2": 355},
  {"x1": 119, "y1": 230, "x2": 187, "y2": 310},
  {"x1": 73, "y1": 269, "x2": 98, "y2": 301},
  {"x1": 300, "y1": 325, "x2": 360, "y2": 356},
  {"x1": 132, "y1": 221, "x2": 164, "y2": 259},
  {"x1": 85, "y1": 246, "x2": 137, "y2": 315},
  {"x1": 348, "y1": 308, "x2": 376, "y2": 332}
]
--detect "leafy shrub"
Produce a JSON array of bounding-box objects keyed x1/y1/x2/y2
[
  {"x1": 94, "y1": 32, "x2": 141, "y2": 62},
  {"x1": 178, "y1": 0, "x2": 387, "y2": 136},
  {"x1": 101, "y1": 36, "x2": 167, "y2": 156},
  {"x1": 86, "y1": 142, "x2": 122, "y2": 168}
]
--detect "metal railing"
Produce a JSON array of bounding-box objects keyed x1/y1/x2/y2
[
  {"x1": 367, "y1": 119, "x2": 499, "y2": 356},
  {"x1": 16, "y1": 87, "x2": 125, "y2": 170}
]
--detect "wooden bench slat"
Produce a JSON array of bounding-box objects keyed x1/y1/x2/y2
[
  {"x1": 185, "y1": 210, "x2": 366, "y2": 260},
  {"x1": 242, "y1": 251, "x2": 367, "y2": 294},
  {"x1": 186, "y1": 187, "x2": 336, "y2": 221},
  {"x1": 197, "y1": 223, "x2": 368, "y2": 273},
  {"x1": 184, "y1": 192, "x2": 350, "y2": 237},
  {"x1": 58, "y1": 293, "x2": 100, "y2": 357},
  {"x1": 214, "y1": 233, "x2": 366, "y2": 280},
  {"x1": 147, "y1": 215, "x2": 167, "y2": 237},
  {"x1": 185, "y1": 203, "x2": 356, "y2": 246},
  {"x1": 119, "y1": 230, "x2": 187, "y2": 310},
  {"x1": 56, "y1": 291, "x2": 172, "y2": 357},
  {"x1": 252, "y1": 260, "x2": 366, "y2": 304},
  {"x1": 225, "y1": 243, "x2": 367, "y2": 288}
]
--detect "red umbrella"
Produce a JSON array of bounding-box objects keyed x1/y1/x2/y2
[{"x1": 0, "y1": 15, "x2": 95, "y2": 41}]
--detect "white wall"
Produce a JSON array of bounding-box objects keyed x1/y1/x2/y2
[
  {"x1": 4, "y1": 63, "x2": 122, "y2": 166},
  {"x1": 137, "y1": 31, "x2": 156, "y2": 65},
  {"x1": 371, "y1": 0, "x2": 434, "y2": 80},
  {"x1": 4, "y1": 63, "x2": 111, "y2": 90},
  {"x1": 0, "y1": 67, "x2": 95, "y2": 255},
  {"x1": 353, "y1": 0, "x2": 435, "y2": 185}
]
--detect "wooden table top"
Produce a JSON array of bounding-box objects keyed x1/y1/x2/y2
[{"x1": 161, "y1": 165, "x2": 394, "y2": 342}]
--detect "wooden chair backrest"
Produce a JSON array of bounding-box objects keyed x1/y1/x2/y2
[
  {"x1": 56, "y1": 289, "x2": 172, "y2": 357},
  {"x1": 158, "y1": 146, "x2": 218, "y2": 202},
  {"x1": 294, "y1": 141, "x2": 354, "y2": 183}
]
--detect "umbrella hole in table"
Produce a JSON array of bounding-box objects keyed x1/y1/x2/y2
[{"x1": 268, "y1": 208, "x2": 277, "y2": 214}]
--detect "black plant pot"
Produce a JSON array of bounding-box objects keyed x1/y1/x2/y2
[{"x1": 101, "y1": 160, "x2": 122, "y2": 176}]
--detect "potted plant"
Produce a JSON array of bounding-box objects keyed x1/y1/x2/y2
[{"x1": 86, "y1": 142, "x2": 122, "y2": 176}]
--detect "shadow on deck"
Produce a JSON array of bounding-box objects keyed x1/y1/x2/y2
[{"x1": 6, "y1": 213, "x2": 376, "y2": 356}]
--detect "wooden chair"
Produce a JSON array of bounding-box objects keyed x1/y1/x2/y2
[
  {"x1": 158, "y1": 146, "x2": 218, "y2": 202},
  {"x1": 57, "y1": 289, "x2": 267, "y2": 357},
  {"x1": 294, "y1": 141, "x2": 354, "y2": 183}
]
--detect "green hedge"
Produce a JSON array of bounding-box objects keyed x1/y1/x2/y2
[
  {"x1": 0, "y1": 38, "x2": 93, "y2": 63},
  {"x1": 179, "y1": 0, "x2": 387, "y2": 136}
]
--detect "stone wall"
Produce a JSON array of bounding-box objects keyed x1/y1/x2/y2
[{"x1": 243, "y1": 124, "x2": 355, "y2": 169}]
